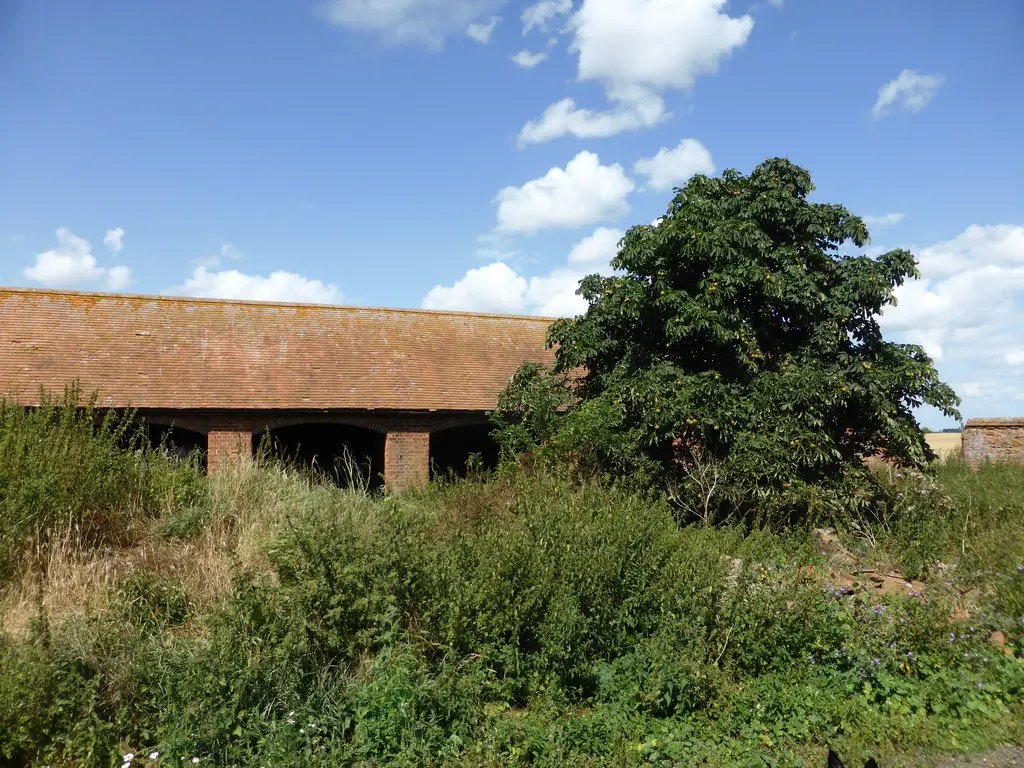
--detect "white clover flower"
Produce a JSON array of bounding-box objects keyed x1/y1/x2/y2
[
  {"x1": 149, "y1": 753, "x2": 159, "y2": 760},
  {"x1": 124, "y1": 755, "x2": 135, "y2": 763},
  {"x1": 192, "y1": 759, "x2": 200, "y2": 765}
]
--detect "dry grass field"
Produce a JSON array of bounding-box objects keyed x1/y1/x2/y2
[{"x1": 926, "y1": 431, "x2": 962, "y2": 459}]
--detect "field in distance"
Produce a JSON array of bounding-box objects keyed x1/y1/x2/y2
[{"x1": 926, "y1": 431, "x2": 961, "y2": 459}]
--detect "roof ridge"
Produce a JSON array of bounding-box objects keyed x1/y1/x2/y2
[{"x1": 0, "y1": 285, "x2": 559, "y2": 323}]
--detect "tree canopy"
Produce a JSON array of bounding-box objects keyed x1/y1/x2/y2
[{"x1": 492, "y1": 158, "x2": 960, "y2": 522}]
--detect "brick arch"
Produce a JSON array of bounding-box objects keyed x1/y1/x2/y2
[{"x1": 249, "y1": 413, "x2": 390, "y2": 435}]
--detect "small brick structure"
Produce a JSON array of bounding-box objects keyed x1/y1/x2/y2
[
  {"x1": 0, "y1": 287, "x2": 557, "y2": 491},
  {"x1": 962, "y1": 418, "x2": 1024, "y2": 467}
]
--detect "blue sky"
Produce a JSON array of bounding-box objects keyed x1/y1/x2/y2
[{"x1": 2, "y1": 0, "x2": 1022, "y2": 427}]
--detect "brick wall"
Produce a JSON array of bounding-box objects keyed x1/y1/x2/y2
[
  {"x1": 384, "y1": 431, "x2": 430, "y2": 491},
  {"x1": 207, "y1": 429, "x2": 253, "y2": 473},
  {"x1": 962, "y1": 418, "x2": 1024, "y2": 467}
]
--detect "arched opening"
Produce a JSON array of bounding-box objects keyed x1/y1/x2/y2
[
  {"x1": 254, "y1": 423, "x2": 386, "y2": 490},
  {"x1": 429, "y1": 424, "x2": 500, "y2": 480},
  {"x1": 143, "y1": 422, "x2": 208, "y2": 469}
]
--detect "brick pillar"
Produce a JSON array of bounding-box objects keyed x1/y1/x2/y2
[
  {"x1": 385, "y1": 430, "x2": 430, "y2": 491},
  {"x1": 207, "y1": 428, "x2": 253, "y2": 473}
]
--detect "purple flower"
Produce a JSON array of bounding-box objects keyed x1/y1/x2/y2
[
  {"x1": 871, "y1": 658, "x2": 880, "y2": 666},
  {"x1": 873, "y1": 606, "x2": 884, "y2": 615},
  {"x1": 906, "y1": 651, "x2": 914, "y2": 661}
]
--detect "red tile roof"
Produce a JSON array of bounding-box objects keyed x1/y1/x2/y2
[{"x1": 0, "y1": 287, "x2": 556, "y2": 412}]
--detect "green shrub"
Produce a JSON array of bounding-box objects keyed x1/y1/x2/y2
[
  {"x1": 1, "y1": 451, "x2": 1023, "y2": 766},
  {"x1": 0, "y1": 384, "x2": 208, "y2": 580}
]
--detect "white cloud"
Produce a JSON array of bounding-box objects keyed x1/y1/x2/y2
[
  {"x1": 957, "y1": 382, "x2": 985, "y2": 399},
  {"x1": 322, "y1": 0, "x2": 502, "y2": 48},
  {"x1": 767, "y1": 0, "x2": 783, "y2": 7},
  {"x1": 572, "y1": 0, "x2": 754, "y2": 92},
  {"x1": 195, "y1": 242, "x2": 245, "y2": 270},
  {"x1": 423, "y1": 225, "x2": 626, "y2": 317},
  {"x1": 511, "y1": 49, "x2": 548, "y2": 68},
  {"x1": 103, "y1": 227, "x2": 125, "y2": 253},
  {"x1": 175, "y1": 266, "x2": 342, "y2": 304},
  {"x1": 423, "y1": 262, "x2": 528, "y2": 313},
  {"x1": 567, "y1": 226, "x2": 623, "y2": 267},
  {"x1": 880, "y1": 225, "x2": 1024, "y2": 365},
  {"x1": 863, "y1": 212, "x2": 906, "y2": 227},
  {"x1": 518, "y1": 90, "x2": 667, "y2": 145},
  {"x1": 495, "y1": 150, "x2": 634, "y2": 234},
  {"x1": 872, "y1": 69, "x2": 944, "y2": 120},
  {"x1": 528, "y1": 268, "x2": 589, "y2": 316},
  {"x1": 466, "y1": 15, "x2": 500, "y2": 42},
  {"x1": 23, "y1": 228, "x2": 132, "y2": 291},
  {"x1": 520, "y1": 0, "x2": 752, "y2": 142},
  {"x1": 522, "y1": 0, "x2": 573, "y2": 34},
  {"x1": 633, "y1": 138, "x2": 714, "y2": 191}
]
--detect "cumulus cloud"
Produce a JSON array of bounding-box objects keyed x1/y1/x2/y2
[
  {"x1": 23, "y1": 228, "x2": 132, "y2": 291},
  {"x1": 511, "y1": 49, "x2": 548, "y2": 68},
  {"x1": 522, "y1": 0, "x2": 573, "y2": 34},
  {"x1": 175, "y1": 266, "x2": 342, "y2": 304},
  {"x1": 321, "y1": 0, "x2": 502, "y2": 48},
  {"x1": 466, "y1": 15, "x2": 500, "y2": 42},
  {"x1": 423, "y1": 225, "x2": 625, "y2": 316},
  {"x1": 520, "y1": 0, "x2": 753, "y2": 142},
  {"x1": 872, "y1": 69, "x2": 944, "y2": 119},
  {"x1": 633, "y1": 138, "x2": 714, "y2": 191},
  {"x1": 518, "y1": 90, "x2": 667, "y2": 145},
  {"x1": 567, "y1": 226, "x2": 623, "y2": 267},
  {"x1": 422, "y1": 262, "x2": 529, "y2": 313},
  {"x1": 863, "y1": 212, "x2": 906, "y2": 227},
  {"x1": 495, "y1": 150, "x2": 634, "y2": 234},
  {"x1": 103, "y1": 227, "x2": 125, "y2": 253},
  {"x1": 880, "y1": 224, "x2": 1024, "y2": 366}
]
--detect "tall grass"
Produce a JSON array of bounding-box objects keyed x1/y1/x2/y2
[
  {"x1": 0, "y1": 385, "x2": 207, "y2": 582},
  {"x1": 0, "y1": 395, "x2": 1022, "y2": 766}
]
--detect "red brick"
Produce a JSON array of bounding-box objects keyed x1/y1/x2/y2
[{"x1": 963, "y1": 418, "x2": 1024, "y2": 467}]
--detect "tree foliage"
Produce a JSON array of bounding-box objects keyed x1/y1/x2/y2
[{"x1": 492, "y1": 158, "x2": 960, "y2": 521}]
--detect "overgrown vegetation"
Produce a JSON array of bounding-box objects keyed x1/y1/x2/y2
[
  {"x1": 1, "y1": 161, "x2": 1019, "y2": 766},
  {"x1": 0, "y1": 397, "x2": 1022, "y2": 767},
  {"x1": 492, "y1": 158, "x2": 960, "y2": 525},
  {"x1": 0, "y1": 385, "x2": 207, "y2": 582}
]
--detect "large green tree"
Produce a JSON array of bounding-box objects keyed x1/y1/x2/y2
[{"x1": 493, "y1": 158, "x2": 960, "y2": 521}]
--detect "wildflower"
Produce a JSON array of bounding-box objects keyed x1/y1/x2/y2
[
  {"x1": 871, "y1": 658, "x2": 880, "y2": 666},
  {"x1": 976, "y1": 681, "x2": 984, "y2": 689},
  {"x1": 124, "y1": 756, "x2": 135, "y2": 764},
  {"x1": 150, "y1": 753, "x2": 159, "y2": 761},
  {"x1": 873, "y1": 605, "x2": 884, "y2": 615},
  {"x1": 906, "y1": 651, "x2": 914, "y2": 661},
  {"x1": 192, "y1": 760, "x2": 200, "y2": 765}
]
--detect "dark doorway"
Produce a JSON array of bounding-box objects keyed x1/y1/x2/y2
[
  {"x1": 144, "y1": 423, "x2": 208, "y2": 469},
  {"x1": 254, "y1": 423, "x2": 386, "y2": 490},
  {"x1": 429, "y1": 424, "x2": 500, "y2": 480}
]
